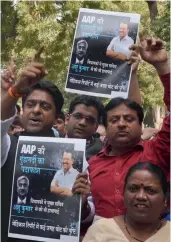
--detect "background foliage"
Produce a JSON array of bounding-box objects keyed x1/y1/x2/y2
[{"x1": 1, "y1": 0, "x2": 170, "y2": 126}]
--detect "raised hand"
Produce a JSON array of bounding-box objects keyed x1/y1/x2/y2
[
  {"x1": 127, "y1": 45, "x2": 141, "y2": 72},
  {"x1": 8, "y1": 47, "x2": 46, "y2": 95},
  {"x1": 12, "y1": 62, "x2": 47, "y2": 95},
  {"x1": 138, "y1": 35, "x2": 168, "y2": 65}
]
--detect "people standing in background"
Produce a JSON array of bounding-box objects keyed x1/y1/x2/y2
[{"x1": 53, "y1": 111, "x2": 66, "y2": 137}]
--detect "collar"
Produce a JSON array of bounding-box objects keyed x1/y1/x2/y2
[
  {"x1": 97, "y1": 140, "x2": 144, "y2": 157},
  {"x1": 61, "y1": 167, "x2": 76, "y2": 174},
  {"x1": 17, "y1": 197, "x2": 26, "y2": 204},
  {"x1": 76, "y1": 58, "x2": 84, "y2": 64},
  {"x1": 15, "y1": 129, "x2": 55, "y2": 138},
  {"x1": 120, "y1": 35, "x2": 130, "y2": 41}
]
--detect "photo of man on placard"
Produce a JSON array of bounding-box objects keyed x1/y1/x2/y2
[
  {"x1": 14, "y1": 176, "x2": 30, "y2": 204},
  {"x1": 50, "y1": 151, "x2": 79, "y2": 196},
  {"x1": 106, "y1": 22, "x2": 134, "y2": 61},
  {"x1": 74, "y1": 39, "x2": 88, "y2": 65}
]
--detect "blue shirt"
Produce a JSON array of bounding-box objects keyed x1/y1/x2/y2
[
  {"x1": 51, "y1": 167, "x2": 79, "y2": 190},
  {"x1": 107, "y1": 35, "x2": 134, "y2": 57}
]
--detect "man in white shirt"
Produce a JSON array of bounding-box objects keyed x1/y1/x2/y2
[
  {"x1": 75, "y1": 40, "x2": 88, "y2": 65},
  {"x1": 106, "y1": 23, "x2": 134, "y2": 61},
  {"x1": 50, "y1": 151, "x2": 79, "y2": 196},
  {"x1": 16, "y1": 176, "x2": 29, "y2": 204}
]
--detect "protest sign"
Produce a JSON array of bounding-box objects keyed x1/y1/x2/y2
[
  {"x1": 8, "y1": 136, "x2": 86, "y2": 242},
  {"x1": 65, "y1": 8, "x2": 140, "y2": 98}
]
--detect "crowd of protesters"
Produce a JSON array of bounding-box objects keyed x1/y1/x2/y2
[{"x1": 1, "y1": 35, "x2": 170, "y2": 242}]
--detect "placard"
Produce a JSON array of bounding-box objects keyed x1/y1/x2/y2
[
  {"x1": 8, "y1": 136, "x2": 86, "y2": 242},
  {"x1": 65, "y1": 8, "x2": 140, "y2": 98}
]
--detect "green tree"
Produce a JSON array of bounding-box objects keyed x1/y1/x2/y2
[{"x1": 1, "y1": 0, "x2": 170, "y2": 122}]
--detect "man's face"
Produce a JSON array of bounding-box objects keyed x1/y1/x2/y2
[
  {"x1": 17, "y1": 178, "x2": 29, "y2": 198},
  {"x1": 76, "y1": 42, "x2": 87, "y2": 60},
  {"x1": 66, "y1": 104, "x2": 98, "y2": 140},
  {"x1": 106, "y1": 104, "x2": 142, "y2": 148},
  {"x1": 62, "y1": 152, "x2": 73, "y2": 172},
  {"x1": 119, "y1": 24, "x2": 129, "y2": 39},
  {"x1": 22, "y1": 90, "x2": 57, "y2": 133},
  {"x1": 54, "y1": 118, "x2": 66, "y2": 135}
]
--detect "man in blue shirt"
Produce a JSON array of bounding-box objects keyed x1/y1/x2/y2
[
  {"x1": 106, "y1": 23, "x2": 134, "y2": 61},
  {"x1": 50, "y1": 151, "x2": 79, "y2": 196}
]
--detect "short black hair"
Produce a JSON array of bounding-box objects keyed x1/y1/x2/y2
[
  {"x1": 58, "y1": 111, "x2": 65, "y2": 121},
  {"x1": 69, "y1": 95, "x2": 104, "y2": 123},
  {"x1": 104, "y1": 97, "x2": 144, "y2": 127},
  {"x1": 124, "y1": 162, "x2": 168, "y2": 197},
  {"x1": 22, "y1": 80, "x2": 64, "y2": 117}
]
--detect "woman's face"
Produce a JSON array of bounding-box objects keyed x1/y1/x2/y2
[{"x1": 124, "y1": 170, "x2": 166, "y2": 223}]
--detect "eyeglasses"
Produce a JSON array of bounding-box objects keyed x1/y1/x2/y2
[{"x1": 70, "y1": 112, "x2": 98, "y2": 125}]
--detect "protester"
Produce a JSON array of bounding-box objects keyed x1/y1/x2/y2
[
  {"x1": 73, "y1": 37, "x2": 170, "y2": 224},
  {"x1": 1, "y1": 62, "x2": 64, "y2": 242},
  {"x1": 66, "y1": 95, "x2": 105, "y2": 161},
  {"x1": 106, "y1": 23, "x2": 134, "y2": 61},
  {"x1": 83, "y1": 162, "x2": 170, "y2": 242},
  {"x1": 1, "y1": 44, "x2": 142, "y2": 241},
  {"x1": 53, "y1": 111, "x2": 66, "y2": 137},
  {"x1": 50, "y1": 151, "x2": 79, "y2": 196}
]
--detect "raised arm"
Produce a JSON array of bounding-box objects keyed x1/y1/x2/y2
[
  {"x1": 139, "y1": 36, "x2": 170, "y2": 171},
  {"x1": 1, "y1": 62, "x2": 47, "y2": 121},
  {"x1": 127, "y1": 47, "x2": 141, "y2": 105}
]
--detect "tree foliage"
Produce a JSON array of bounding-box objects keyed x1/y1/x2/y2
[{"x1": 1, "y1": 0, "x2": 170, "y2": 114}]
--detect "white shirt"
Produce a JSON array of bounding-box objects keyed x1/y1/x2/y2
[
  {"x1": 51, "y1": 167, "x2": 79, "y2": 190},
  {"x1": 75, "y1": 58, "x2": 84, "y2": 65},
  {"x1": 17, "y1": 196, "x2": 26, "y2": 204},
  {"x1": 107, "y1": 35, "x2": 134, "y2": 57}
]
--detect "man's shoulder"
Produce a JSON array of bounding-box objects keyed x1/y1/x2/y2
[
  {"x1": 111, "y1": 36, "x2": 118, "y2": 42},
  {"x1": 55, "y1": 169, "x2": 63, "y2": 175},
  {"x1": 126, "y1": 36, "x2": 134, "y2": 42},
  {"x1": 71, "y1": 168, "x2": 79, "y2": 174}
]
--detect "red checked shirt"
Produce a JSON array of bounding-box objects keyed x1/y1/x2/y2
[{"x1": 88, "y1": 73, "x2": 170, "y2": 218}]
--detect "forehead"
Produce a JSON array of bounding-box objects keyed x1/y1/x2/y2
[
  {"x1": 107, "y1": 104, "x2": 138, "y2": 117},
  {"x1": 78, "y1": 42, "x2": 86, "y2": 47},
  {"x1": 127, "y1": 170, "x2": 162, "y2": 187},
  {"x1": 57, "y1": 118, "x2": 64, "y2": 122},
  {"x1": 120, "y1": 24, "x2": 128, "y2": 29},
  {"x1": 25, "y1": 90, "x2": 55, "y2": 106},
  {"x1": 73, "y1": 104, "x2": 98, "y2": 118},
  {"x1": 18, "y1": 178, "x2": 28, "y2": 184},
  {"x1": 63, "y1": 152, "x2": 72, "y2": 159}
]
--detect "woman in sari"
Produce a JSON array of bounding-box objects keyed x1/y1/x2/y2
[{"x1": 83, "y1": 162, "x2": 170, "y2": 242}]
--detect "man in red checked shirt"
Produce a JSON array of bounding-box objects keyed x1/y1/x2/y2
[{"x1": 72, "y1": 36, "x2": 170, "y2": 225}]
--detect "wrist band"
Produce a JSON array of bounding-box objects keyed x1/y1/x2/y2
[{"x1": 8, "y1": 86, "x2": 22, "y2": 98}]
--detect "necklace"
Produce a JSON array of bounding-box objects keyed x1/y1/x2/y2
[{"x1": 124, "y1": 215, "x2": 163, "y2": 242}]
